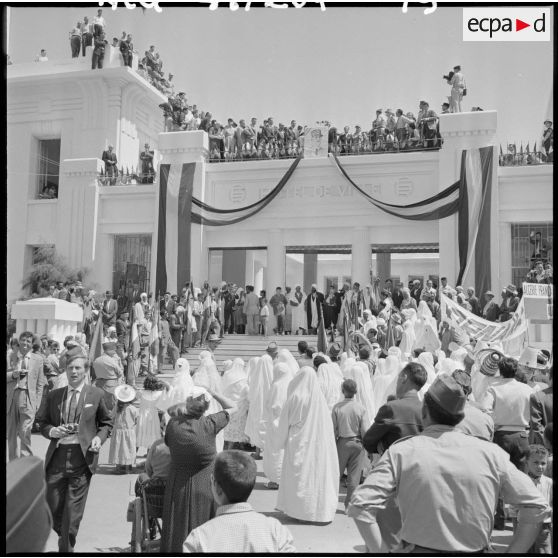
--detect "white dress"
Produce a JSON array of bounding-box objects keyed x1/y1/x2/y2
[
  {"x1": 244, "y1": 355, "x2": 273, "y2": 449},
  {"x1": 290, "y1": 290, "x2": 307, "y2": 333},
  {"x1": 275, "y1": 367, "x2": 339, "y2": 523},
  {"x1": 136, "y1": 390, "x2": 164, "y2": 449},
  {"x1": 263, "y1": 363, "x2": 294, "y2": 484}
]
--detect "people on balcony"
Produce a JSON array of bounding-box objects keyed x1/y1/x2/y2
[
  {"x1": 35, "y1": 49, "x2": 48, "y2": 62},
  {"x1": 542, "y1": 120, "x2": 553, "y2": 161},
  {"x1": 69, "y1": 23, "x2": 82, "y2": 59},
  {"x1": 80, "y1": 16, "x2": 93, "y2": 57},
  {"x1": 140, "y1": 143, "x2": 155, "y2": 184},
  {"x1": 120, "y1": 34, "x2": 134, "y2": 68},
  {"x1": 102, "y1": 145, "x2": 118, "y2": 185}
]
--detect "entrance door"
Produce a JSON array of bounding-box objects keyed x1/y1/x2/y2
[{"x1": 208, "y1": 248, "x2": 267, "y2": 291}]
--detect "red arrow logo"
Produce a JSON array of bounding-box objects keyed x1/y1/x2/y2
[{"x1": 516, "y1": 18, "x2": 530, "y2": 31}]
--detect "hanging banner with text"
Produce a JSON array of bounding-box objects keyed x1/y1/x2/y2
[{"x1": 441, "y1": 293, "x2": 527, "y2": 343}]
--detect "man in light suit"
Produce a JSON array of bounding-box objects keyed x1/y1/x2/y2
[
  {"x1": 36, "y1": 348, "x2": 113, "y2": 552},
  {"x1": 7, "y1": 331, "x2": 47, "y2": 461}
]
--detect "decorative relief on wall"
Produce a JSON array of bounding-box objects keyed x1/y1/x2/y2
[
  {"x1": 230, "y1": 185, "x2": 247, "y2": 204},
  {"x1": 394, "y1": 177, "x2": 414, "y2": 196}
]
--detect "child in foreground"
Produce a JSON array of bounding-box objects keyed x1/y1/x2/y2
[{"x1": 183, "y1": 450, "x2": 296, "y2": 553}]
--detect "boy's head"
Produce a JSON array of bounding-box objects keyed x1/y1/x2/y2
[
  {"x1": 298, "y1": 340, "x2": 308, "y2": 355},
  {"x1": 524, "y1": 445, "x2": 548, "y2": 479},
  {"x1": 212, "y1": 451, "x2": 257, "y2": 505},
  {"x1": 342, "y1": 378, "x2": 357, "y2": 398}
]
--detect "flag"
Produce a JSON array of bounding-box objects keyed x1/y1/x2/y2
[
  {"x1": 88, "y1": 315, "x2": 104, "y2": 381},
  {"x1": 385, "y1": 309, "x2": 396, "y2": 350},
  {"x1": 534, "y1": 141, "x2": 537, "y2": 153},
  {"x1": 317, "y1": 313, "x2": 328, "y2": 354},
  {"x1": 127, "y1": 305, "x2": 141, "y2": 381},
  {"x1": 499, "y1": 144, "x2": 503, "y2": 165},
  {"x1": 149, "y1": 298, "x2": 160, "y2": 358},
  {"x1": 342, "y1": 314, "x2": 352, "y2": 356},
  {"x1": 156, "y1": 163, "x2": 197, "y2": 295},
  {"x1": 526, "y1": 143, "x2": 530, "y2": 154},
  {"x1": 456, "y1": 146, "x2": 494, "y2": 300},
  {"x1": 520, "y1": 143, "x2": 524, "y2": 155}
]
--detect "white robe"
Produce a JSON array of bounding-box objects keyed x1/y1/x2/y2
[
  {"x1": 162, "y1": 358, "x2": 194, "y2": 410},
  {"x1": 372, "y1": 355, "x2": 401, "y2": 410},
  {"x1": 221, "y1": 358, "x2": 249, "y2": 443},
  {"x1": 275, "y1": 366, "x2": 339, "y2": 523},
  {"x1": 263, "y1": 363, "x2": 294, "y2": 484},
  {"x1": 276, "y1": 349, "x2": 300, "y2": 376},
  {"x1": 291, "y1": 289, "x2": 307, "y2": 333},
  {"x1": 316, "y1": 363, "x2": 344, "y2": 411},
  {"x1": 244, "y1": 354, "x2": 273, "y2": 449}
]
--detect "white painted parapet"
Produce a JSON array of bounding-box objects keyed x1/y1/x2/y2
[{"x1": 11, "y1": 298, "x2": 84, "y2": 345}]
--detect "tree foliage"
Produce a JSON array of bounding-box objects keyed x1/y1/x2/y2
[{"x1": 21, "y1": 246, "x2": 90, "y2": 296}]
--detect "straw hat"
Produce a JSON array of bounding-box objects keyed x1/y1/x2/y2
[{"x1": 114, "y1": 384, "x2": 136, "y2": 403}]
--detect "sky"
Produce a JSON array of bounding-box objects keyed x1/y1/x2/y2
[{"x1": 7, "y1": 3, "x2": 554, "y2": 148}]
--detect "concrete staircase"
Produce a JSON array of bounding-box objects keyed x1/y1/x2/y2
[{"x1": 135, "y1": 333, "x2": 317, "y2": 388}]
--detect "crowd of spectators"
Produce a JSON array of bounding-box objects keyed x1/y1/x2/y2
[{"x1": 158, "y1": 101, "x2": 444, "y2": 162}]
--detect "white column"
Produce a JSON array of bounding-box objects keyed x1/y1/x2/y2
[
  {"x1": 36, "y1": 319, "x2": 47, "y2": 337},
  {"x1": 266, "y1": 229, "x2": 285, "y2": 296},
  {"x1": 498, "y1": 222, "x2": 512, "y2": 290},
  {"x1": 351, "y1": 227, "x2": 370, "y2": 286}
]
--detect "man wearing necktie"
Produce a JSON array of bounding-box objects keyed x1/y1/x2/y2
[
  {"x1": 6, "y1": 331, "x2": 47, "y2": 460},
  {"x1": 36, "y1": 348, "x2": 113, "y2": 552}
]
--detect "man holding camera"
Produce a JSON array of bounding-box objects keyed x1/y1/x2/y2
[
  {"x1": 36, "y1": 348, "x2": 113, "y2": 552},
  {"x1": 7, "y1": 331, "x2": 47, "y2": 461},
  {"x1": 444, "y1": 65, "x2": 466, "y2": 113}
]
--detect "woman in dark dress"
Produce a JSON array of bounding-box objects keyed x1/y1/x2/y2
[{"x1": 161, "y1": 388, "x2": 236, "y2": 552}]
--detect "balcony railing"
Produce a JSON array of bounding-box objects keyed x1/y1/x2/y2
[
  {"x1": 207, "y1": 141, "x2": 441, "y2": 163},
  {"x1": 499, "y1": 151, "x2": 553, "y2": 167},
  {"x1": 97, "y1": 170, "x2": 157, "y2": 186}
]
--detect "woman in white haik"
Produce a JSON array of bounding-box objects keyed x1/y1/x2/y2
[
  {"x1": 275, "y1": 348, "x2": 300, "y2": 376},
  {"x1": 161, "y1": 357, "x2": 194, "y2": 410},
  {"x1": 372, "y1": 353, "x2": 402, "y2": 410},
  {"x1": 290, "y1": 285, "x2": 307, "y2": 335},
  {"x1": 275, "y1": 366, "x2": 339, "y2": 523},
  {"x1": 316, "y1": 361, "x2": 344, "y2": 411},
  {"x1": 244, "y1": 354, "x2": 273, "y2": 459},
  {"x1": 221, "y1": 358, "x2": 250, "y2": 449},
  {"x1": 346, "y1": 362, "x2": 376, "y2": 422},
  {"x1": 263, "y1": 362, "x2": 295, "y2": 489}
]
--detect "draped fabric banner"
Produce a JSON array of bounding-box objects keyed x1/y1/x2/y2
[
  {"x1": 330, "y1": 149, "x2": 494, "y2": 292},
  {"x1": 440, "y1": 293, "x2": 527, "y2": 344},
  {"x1": 191, "y1": 156, "x2": 302, "y2": 226},
  {"x1": 156, "y1": 163, "x2": 195, "y2": 295}
]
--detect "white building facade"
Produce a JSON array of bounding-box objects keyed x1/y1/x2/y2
[{"x1": 7, "y1": 57, "x2": 553, "y2": 305}]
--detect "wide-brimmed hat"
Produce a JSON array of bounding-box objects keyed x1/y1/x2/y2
[
  {"x1": 476, "y1": 348, "x2": 505, "y2": 376},
  {"x1": 519, "y1": 346, "x2": 548, "y2": 370},
  {"x1": 427, "y1": 375, "x2": 466, "y2": 416},
  {"x1": 484, "y1": 291, "x2": 495, "y2": 298},
  {"x1": 114, "y1": 384, "x2": 136, "y2": 403},
  {"x1": 544, "y1": 120, "x2": 552, "y2": 125},
  {"x1": 505, "y1": 284, "x2": 517, "y2": 295}
]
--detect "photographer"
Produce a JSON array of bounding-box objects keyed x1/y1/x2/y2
[{"x1": 444, "y1": 65, "x2": 466, "y2": 113}]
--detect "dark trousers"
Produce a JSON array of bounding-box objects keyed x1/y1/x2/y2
[
  {"x1": 70, "y1": 36, "x2": 81, "y2": 58},
  {"x1": 82, "y1": 33, "x2": 92, "y2": 56},
  {"x1": 92, "y1": 49, "x2": 104, "y2": 69},
  {"x1": 323, "y1": 306, "x2": 338, "y2": 330},
  {"x1": 336, "y1": 437, "x2": 365, "y2": 507},
  {"x1": 275, "y1": 314, "x2": 285, "y2": 334},
  {"x1": 122, "y1": 52, "x2": 133, "y2": 67},
  {"x1": 46, "y1": 444, "x2": 92, "y2": 552},
  {"x1": 494, "y1": 430, "x2": 529, "y2": 525},
  {"x1": 224, "y1": 307, "x2": 234, "y2": 334}
]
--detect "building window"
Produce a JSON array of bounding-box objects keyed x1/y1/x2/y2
[
  {"x1": 113, "y1": 235, "x2": 152, "y2": 297},
  {"x1": 37, "y1": 138, "x2": 61, "y2": 199},
  {"x1": 511, "y1": 223, "x2": 553, "y2": 287}
]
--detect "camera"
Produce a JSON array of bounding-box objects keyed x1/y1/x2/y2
[
  {"x1": 65, "y1": 423, "x2": 79, "y2": 434},
  {"x1": 443, "y1": 71, "x2": 454, "y2": 82}
]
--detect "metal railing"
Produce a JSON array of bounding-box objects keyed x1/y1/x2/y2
[
  {"x1": 207, "y1": 140, "x2": 441, "y2": 163},
  {"x1": 97, "y1": 170, "x2": 157, "y2": 187},
  {"x1": 499, "y1": 151, "x2": 553, "y2": 167}
]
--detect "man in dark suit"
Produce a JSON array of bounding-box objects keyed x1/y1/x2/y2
[
  {"x1": 482, "y1": 291, "x2": 500, "y2": 322},
  {"x1": 7, "y1": 331, "x2": 47, "y2": 460},
  {"x1": 362, "y1": 362, "x2": 427, "y2": 548},
  {"x1": 36, "y1": 348, "x2": 113, "y2": 552},
  {"x1": 101, "y1": 144, "x2": 117, "y2": 184},
  {"x1": 119, "y1": 33, "x2": 133, "y2": 67},
  {"x1": 363, "y1": 362, "x2": 426, "y2": 455},
  {"x1": 466, "y1": 287, "x2": 481, "y2": 316},
  {"x1": 101, "y1": 290, "x2": 118, "y2": 334}
]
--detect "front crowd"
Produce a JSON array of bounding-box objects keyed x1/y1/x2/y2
[{"x1": 6, "y1": 272, "x2": 553, "y2": 554}]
